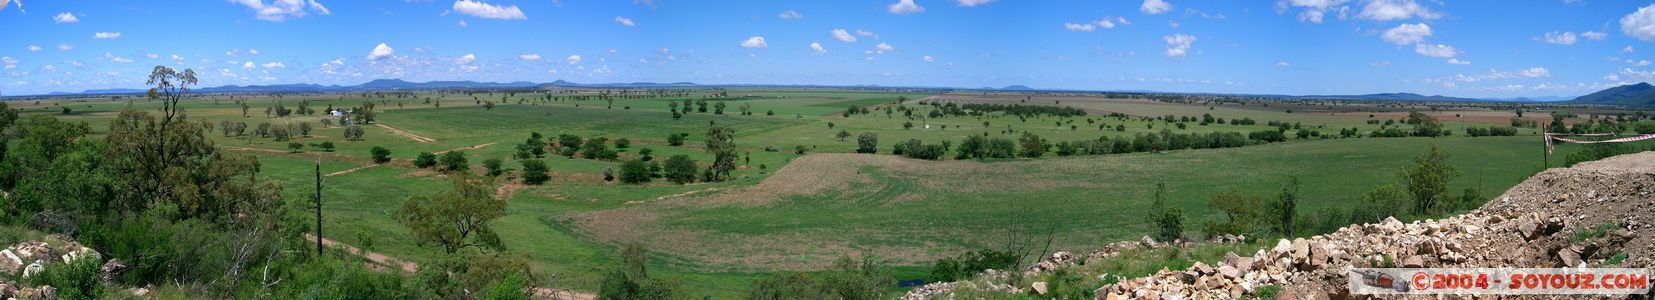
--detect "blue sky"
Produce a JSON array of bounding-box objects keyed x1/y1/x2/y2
[{"x1": 2, "y1": 0, "x2": 1654, "y2": 98}]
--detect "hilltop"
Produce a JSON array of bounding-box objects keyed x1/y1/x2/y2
[{"x1": 1570, "y1": 82, "x2": 1655, "y2": 107}]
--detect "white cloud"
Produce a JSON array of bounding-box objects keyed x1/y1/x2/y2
[
  {"x1": 1625, "y1": 46, "x2": 1637, "y2": 53},
  {"x1": 957, "y1": 0, "x2": 994, "y2": 7},
  {"x1": 248, "y1": 49, "x2": 260, "y2": 55},
  {"x1": 1413, "y1": 43, "x2": 1458, "y2": 58},
  {"x1": 1275, "y1": 61, "x2": 1290, "y2": 67},
  {"x1": 1298, "y1": 10, "x2": 1325, "y2": 23},
  {"x1": 741, "y1": 36, "x2": 768, "y2": 48},
  {"x1": 328, "y1": 58, "x2": 345, "y2": 65},
  {"x1": 1606, "y1": 74, "x2": 1621, "y2": 81},
  {"x1": 1446, "y1": 58, "x2": 1470, "y2": 65},
  {"x1": 518, "y1": 53, "x2": 541, "y2": 60},
  {"x1": 452, "y1": 0, "x2": 526, "y2": 20},
  {"x1": 230, "y1": 0, "x2": 331, "y2": 22},
  {"x1": 262, "y1": 62, "x2": 286, "y2": 69},
  {"x1": 105, "y1": 52, "x2": 133, "y2": 63},
  {"x1": 888, "y1": 0, "x2": 924, "y2": 15},
  {"x1": 456, "y1": 54, "x2": 475, "y2": 64},
  {"x1": 26, "y1": 45, "x2": 41, "y2": 52},
  {"x1": 53, "y1": 12, "x2": 78, "y2": 23},
  {"x1": 856, "y1": 29, "x2": 879, "y2": 39},
  {"x1": 1518, "y1": 67, "x2": 1550, "y2": 77},
  {"x1": 56, "y1": 43, "x2": 73, "y2": 51},
  {"x1": 1371, "y1": 60, "x2": 1392, "y2": 67},
  {"x1": 41, "y1": 65, "x2": 57, "y2": 73},
  {"x1": 1163, "y1": 34, "x2": 1196, "y2": 58},
  {"x1": 875, "y1": 42, "x2": 894, "y2": 54},
  {"x1": 778, "y1": 9, "x2": 803, "y2": 20},
  {"x1": 810, "y1": 42, "x2": 826, "y2": 54},
  {"x1": 923, "y1": 55, "x2": 934, "y2": 62},
  {"x1": 1381, "y1": 23, "x2": 1431, "y2": 45},
  {"x1": 1277, "y1": 0, "x2": 1352, "y2": 23},
  {"x1": 243, "y1": 61, "x2": 256, "y2": 69},
  {"x1": 1141, "y1": 0, "x2": 1172, "y2": 15},
  {"x1": 1064, "y1": 22, "x2": 1096, "y2": 32},
  {"x1": 1630, "y1": 59, "x2": 1652, "y2": 67},
  {"x1": 1542, "y1": 31, "x2": 1577, "y2": 45},
  {"x1": 1, "y1": 57, "x2": 17, "y2": 69},
  {"x1": 566, "y1": 54, "x2": 582, "y2": 64},
  {"x1": 831, "y1": 29, "x2": 857, "y2": 42},
  {"x1": 1357, "y1": 0, "x2": 1439, "y2": 21},
  {"x1": 92, "y1": 32, "x2": 121, "y2": 39},
  {"x1": 1622, "y1": 5, "x2": 1655, "y2": 42},
  {"x1": 614, "y1": 16, "x2": 635, "y2": 27},
  {"x1": 366, "y1": 43, "x2": 394, "y2": 60},
  {"x1": 146, "y1": 53, "x2": 159, "y2": 59},
  {"x1": 457, "y1": 20, "x2": 468, "y2": 27},
  {"x1": 1582, "y1": 31, "x2": 1607, "y2": 41},
  {"x1": 1096, "y1": 18, "x2": 1117, "y2": 29}
]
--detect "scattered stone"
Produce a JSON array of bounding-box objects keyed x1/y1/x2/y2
[
  {"x1": 1402, "y1": 256, "x2": 1426, "y2": 268},
  {"x1": 22, "y1": 260, "x2": 44, "y2": 278},
  {"x1": 1030, "y1": 281, "x2": 1047, "y2": 295}
]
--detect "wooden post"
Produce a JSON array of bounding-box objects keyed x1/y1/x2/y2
[
  {"x1": 315, "y1": 159, "x2": 323, "y2": 256},
  {"x1": 1541, "y1": 132, "x2": 1549, "y2": 169}
]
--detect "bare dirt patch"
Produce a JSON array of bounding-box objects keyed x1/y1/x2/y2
[
  {"x1": 325, "y1": 164, "x2": 378, "y2": 177},
  {"x1": 375, "y1": 123, "x2": 437, "y2": 143},
  {"x1": 434, "y1": 142, "x2": 498, "y2": 155}
]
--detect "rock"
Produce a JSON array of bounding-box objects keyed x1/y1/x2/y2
[
  {"x1": 1140, "y1": 236, "x2": 1159, "y2": 248},
  {"x1": 1216, "y1": 265, "x2": 1241, "y2": 279},
  {"x1": 1559, "y1": 247, "x2": 1583, "y2": 268},
  {"x1": 1030, "y1": 281, "x2": 1048, "y2": 295},
  {"x1": 22, "y1": 259, "x2": 44, "y2": 278},
  {"x1": 1380, "y1": 217, "x2": 1404, "y2": 232},
  {"x1": 1272, "y1": 239, "x2": 1292, "y2": 256},
  {"x1": 1402, "y1": 256, "x2": 1426, "y2": 268},
  {"x1": 0, "y1": 282, "x2": 14, "y2": 299},
  {"x1": 128, "y1": 287, "x2": 150, "y2": 297},
  {"x1": 1518, "y1": 216, "x2": 1542, "y2": 240},
  {"x1": 100, "y1": 259, "x2": 127, "y2": 282},
  {"x1": 1290, "y1": 239, "x2": 1311, "y2": 262},
  {"x1": 0, "y1": 249, "x2": 21, "y2": 275},
  {"x1": 1100, "y1": 291, "x2": 1127, "y2": 300},
  {"x1": 1191, "y1": 261, "x2": 1214, "y2": 275},
  {"x1": 37, "y1": 285, "x2": 54, "y2": 300}
]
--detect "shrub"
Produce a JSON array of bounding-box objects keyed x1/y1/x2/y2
[
  {"x1": 663, "y1": 155, "x2": 698, "y2": 184},
  {"x1": 287, "y1": 142, "x2": 304, "y2": 153},
  {"x1": 413, "y1": 152, "x2": 438, "y2": 168},
  {"x1": 482, "y1": 158, "x2": 505, "y2": 177},
  {"x1": 1153, "y1": 207, "x2": 1186, "y2": 242},
  {"x1": 619, "y1": 159, "x2": 652, "y2": 184},
  {"x1": 26, "y1": 255, "x2": 105, "y2": 299},
  {"x1": 317, "y1": 141, "x2": 335, "y2": 152},
  {"x1": 439, "y1": 151, "x2": 469, "y2": 173},
  {"x1": 666, "y1": 133, "x2": 686, "y2": 146},
  {"x1": 615, "y1": 138, "x2": 632, "y2": 149},
  {"x1": 520, "y1": 159, "x2": 550, "y2": 185},
  {"x1": 371, "y1": 146, "x2": 393, "y2": 164},
  {"x1": 856, "y1": 132, "x2": 878, "y2": 154}
]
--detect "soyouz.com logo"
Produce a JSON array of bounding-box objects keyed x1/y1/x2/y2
[{"x1": 1348, "y1": 268, "x2": 1650, "y2": 295}]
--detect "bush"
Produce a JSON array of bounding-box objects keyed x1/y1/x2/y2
[
  {"x1": 439, "y1": 151, "x2": 469, "y2": 172},
  {"x1": 520, "y1": 159, "x2": 550, "y2": 185},
  {"x1": 317, "y1": 141, "x2": 336, "y2": 152},
  {"x1": 1153, "y1": 207, "x2": 1186, "y2": 242},
  {"x1": 413, "y1": 152, "x2": 438, "y2": 168},
  {"x1": 371, "y1": 146, "x2": 393, "y2": 164},
  {"x1": 663, "y1": 155, "x2": 698, "y2": 184},
  {"x1": 619, "y1": 159, "x2": 652, "y2": 184},
  {"x1": 666, "y1": 133, "x2": 686, "y2": 146},
  {"x1": 482, "y1": 158, "x2": 505, "y2": 177},
  {"x1": 27, "y1": 255, "x2": 106, "y2": 299},
  {"x1": 615, "y1": 138, "x2": 631, "y2": 149},
  {"x1": 287, "y1": 142, "x2": 304, "y2": 153},
  {"x1": 856, "y1": 132, "x2": 878, "y2": 154}
]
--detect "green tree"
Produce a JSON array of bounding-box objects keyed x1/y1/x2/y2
[
  {"x1": 599, "y1": 244, "x2": 683, "y2": 300},
  {"x1": 1404, "y1": 144, "x2": 1458, "y2": 214},
  {"x1": 1203, "y1": 188, "x2": 1263, "y2": 237},
  {"x1": 856, "y1": 132, "x2": 878, "y2": 154},
  {"x1": 835, "y1": 130, "x2": 852, "y2": 141},
  {"x1": 615, "y1": 138, "x2": 631, "y2": 149},
  {"x1": 520, "y1": 159, "x2": 550, "y2": 185},
  {"x1": 396, "y1": 174, "x2": 507, "y2": 254},
  {"x1": 666, "y1": 133, "x2": 686, "y2": 146},
  {"x1": 705, "y1": 126, "x2": 737, "y2": 181},
  {"x1": 1154, "y1": 207, "x2": 1186, "y2": 242},
  {"x1": 482, "y1": 158, "x2": 505, "y2": 177},
  {"x1": 663, "y1": 155, "x2": 698, "y2": 184},
  {"x1": 414, "y1": 152, "x2": 438, "y2": 168},
  {"x1": 287, "y1": 142, "x2": 304, "y2": 153},
  {"x1": 371, "y1": 146, "x2": 393, "y2": 164},
  {"x1": 439, "y1": 151, "x2": 469, "y2": 173},
  {"x1": 1018, "y1": 132, "x2": 1047, "y2": 158},
  {"x1": 1269, "y1": 177, "x2": 1300, "y2": 236},
  {"x1": 619, "y1": 159, "x2": 652, "y2": 184}
]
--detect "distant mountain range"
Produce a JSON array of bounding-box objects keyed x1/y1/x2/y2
[
  {"x1": 25, "y1": 79, "x2": 1627, "y2": 105},
  {"x1": 1567, "y1": 82, "x2": 1655, "y2": 107}
]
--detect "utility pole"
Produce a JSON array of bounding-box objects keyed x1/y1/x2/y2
[{"x1": 315, "y1": 158, "x2": 324, "y2": 256}]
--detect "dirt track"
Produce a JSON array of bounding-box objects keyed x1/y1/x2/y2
[{"x1": 375, "y1": 123, "x2": 436, "y2": 143}]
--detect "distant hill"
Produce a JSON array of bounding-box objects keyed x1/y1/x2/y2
[
  {"x1": 1295, "y1": 92, "x2": 1489, "y2": 102},
  {"x1": 1000, "y1": 85, "x2": 1033, "y2": 91},
  {"x1": 1568, "y1": 82, "x2": 1655, "y2": 107}
]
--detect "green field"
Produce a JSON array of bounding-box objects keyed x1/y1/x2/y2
[{"x1": 14, "y1": 89, "x2": 1635, "y2": 298}]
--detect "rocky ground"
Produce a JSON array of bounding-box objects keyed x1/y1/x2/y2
[
  {"x1": 0, "y1": 237, "x2": 147, "y2": 299},
  {"x1": 906, "y1": 151, "x2": 1655, "y2": 299}
]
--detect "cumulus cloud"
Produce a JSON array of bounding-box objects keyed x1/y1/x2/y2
[
  {"x1": 2, "y1": 57, "x2": 17, "y2": 69},
  {"x1": 518, "y1": 53, "x2": 541, "y2": 60},
  {"x1": 923, "y1": 55, "x2": 934, "y2": 62},
  {"x1": 875, "y1": 42, "x2": 894, "y2": 54},
  {"x1": 957, "y1": 0, "x2": 994, "y2": 7},
  {"x1": 243, "y1": 61, "x2": 256, "y2": 69},
  {"x1": 614, "y1": 16, "x2": 635, "y2": 27},
  {"x1": 105, "y1": 52, "x2": 133, "y2": 63},
  {"x1": 887, "y1": 0, "x2": 923, "y2": 15},
  {"x1": 778, "y1": 9, "x2": 803, "y2": 20},
  {"x1": 566, "y1": 54, "x2": 582, "y2": 64},
  {"x1": 1582, "y1": 31, "x2": 1607, "y2": 41},
  {"x1": 456, "y1": 54, "x2": 475, "y2": 64},
  {"x1": 1542, "y1": 31, "x2": 1577, "y2": 45},
  {"x1": 1518, "y1": 67, "x2": 1550, "y2": 77},
  {"x1": 1163, "y1": 34, "x2": 1196, "y2": 58},
  {"x1": 230, "y1": 0, "x2": 331, "y2": 22},
  {"x1": 1446, "y1": 58, "x2": 1470, "y2": 65},
  {"x1": 1276, "y1": 0, "x2": 1352, "y2": 24},
  {"x1": 26, "y1": 45, "x2": 41, "y2": 52},
  {"x1": 453, "y1": 0, "x2": 526, "y2": 20},
  {"x1": 1357, "y1": 0, "x2": 1439, "y2": 21},
  {"x1": 1413, "y1": 43, "x2": 1458, "y2": 58},
  {"x1": 741, "y1": 36, "x2": 768, "y2": 48},
  {"x1": 1064, "y1": 22, "x2": 1096, "y2": 32},
  {"x1": 856, "y1": 29, "x2": 879, "y2": 39},
  {"x1": 366, "y1": 43, "x2": 394, "y2": 60},
  {"x1": 53, "y1": 12, "x2": 78, "y2": 23},
  {"x1": 92, "y1": 32, "x2": 121, "y2": 39},
  {"x1": 831, "y1": 29, "x2": 857, "y2": 42},
  {"x1": 810, "y1": 42, "x2": 826, "y2": 54},
  {"x1": 1371, "y1": 60, "x2": 1391, "y2": 67},
  {"x1": 1275, "y1": 61, "x2": 1291, "y2": 67},
  {"x1": 1622, "y1": 5, "x2": 1655, "y2": 41},
  {"x1": 1141, "y1": 0, "x2": 1172, "y2": 15},
  {"x1": 262, "y1": 62, "x2": 286, "y2": 69},
  {"x1": 1381, "y1": 23, "x2": 1430, "y2": 45},
  {"x1": 56, "y1": 43, "x2": 73, "y2": 51},
  {"x1": 1625, "y1": 46, "x2": 1637, "y2": 53}
]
